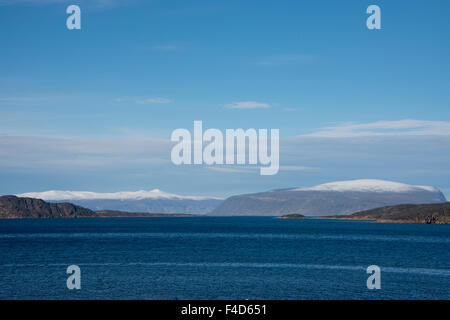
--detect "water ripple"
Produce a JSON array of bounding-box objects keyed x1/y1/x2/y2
[
  {"x1": 0, "y1": 231, "x2": 448, "y2": 244},
  {"x1": 1, "y1": 262, "x2": 449, "y2": 276}
]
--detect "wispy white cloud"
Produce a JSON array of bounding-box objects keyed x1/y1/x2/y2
[
  {"x1": 136, "y1": 97, "x2": 172, "y2": 104},
  {"x1": 115, "y1": 97, "x2": 172, "y2": 104},
  {"x1": 303, "y1": 120, "x2": 450, "y2": 138},
  {"x1": 0, "y1": 136, "x2": 171, "y2": 169},
  {"x1": 0, "y1": 97, "x2": 33, "y2": 102},
  {"x1": 226, "y1": 101, "x2": 270, "y2": 109},
  {"x1": 282, "y1": 107, "x2": 299, "y2": 112},
  {"x1": 207, "y1": 165, "x2": 318, "y2": 174},
  {"x1": 258, "y1": 54, "x2": 314, "y2": 66},
  {"x1": 279, "y1": 165, "x2": 319, "y2": 172},
  {"x1": 0, "y1": 96, "x2": 51, "y2": 106},
  {"x1": 2, "y1": 130, "x2": 450, "y2": 197},
  {"x1": 207, "y1": 166, "x2": 257, "y2": 173}
]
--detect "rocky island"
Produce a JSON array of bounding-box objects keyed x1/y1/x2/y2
[{"x1": 276, "y1": 214, "x2": 305, "y2": 219}]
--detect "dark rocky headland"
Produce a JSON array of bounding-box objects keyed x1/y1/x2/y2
[
  {"x1": 0, "y1": 195, "x2": 202, "y2": 219},
  {"x1": 316, "y1": 202, "x2": 450, "y2": 224}
]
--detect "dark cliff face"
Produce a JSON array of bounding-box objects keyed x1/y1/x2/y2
[{"x1": 0, "y1": 195, "x2": 95, "y2": 218}]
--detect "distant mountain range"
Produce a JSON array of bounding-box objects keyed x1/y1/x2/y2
[
  {"x1": 210, "y1": 180, "x2": 447, "y2": 216},
  {"x1": 11, "y1": 179, "x2": 448, "y2": 217},
  {"x1": 2, "y1": 178, "x2": 449, "y2": 223},
  {"x1": 17, "y1": 189, "x2": 222, "y2": 215}
]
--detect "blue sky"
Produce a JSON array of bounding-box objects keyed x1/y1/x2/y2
[{"x1": 1, "y1": 0, "x2": 450, "y2": 198}]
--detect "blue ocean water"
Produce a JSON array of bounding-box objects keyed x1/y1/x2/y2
[{"x1": 0, "y1": 217, "x2": 449, "y2": 299}]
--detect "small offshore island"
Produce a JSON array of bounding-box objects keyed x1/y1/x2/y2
[{"x1": 276, "y1": 213, "x2": 306, "y2": 219}]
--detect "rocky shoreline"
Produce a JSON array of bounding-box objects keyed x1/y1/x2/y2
[{"x1": 279, "y1": 202, "x2": 450, "y2": 224}]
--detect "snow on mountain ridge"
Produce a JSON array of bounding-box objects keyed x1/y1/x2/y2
[
  {"x1": 15, "y1": 180, "x2": 442, "y2": 202},
  {"x1": 290, "y1": 179, "x2": 440, "y2": 193},
  {"x1": 16, "y1": 189, "x2": 221, "y2": 201}
]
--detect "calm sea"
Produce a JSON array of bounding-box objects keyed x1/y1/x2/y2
[{"x1": 0, "y1": 217, "x2": 449, "y2": 299}]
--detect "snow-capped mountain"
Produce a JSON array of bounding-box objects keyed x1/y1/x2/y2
[
  {"x1": 17, "y1": 189, "x2": 220, "y2": 201},
  {"x1": 16, "y1": 180, "x2": 447, "y2": 216},
  {"x1": 211, "y1": 179, "x2": 447, "y2": 216},
  {"x1": 17, "y1": 189, "x2": 223, "y2": 214},
  {"x1": 291, "y1": 179, "x2": 439, "y2": 193}
]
